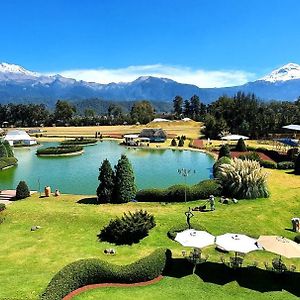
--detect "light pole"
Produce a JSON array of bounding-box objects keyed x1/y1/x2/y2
[{"x1": 177, "y1": 168, "x2": 196, "y2": 202}]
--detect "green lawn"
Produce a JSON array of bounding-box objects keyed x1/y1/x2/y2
[{"x1": 0, "y1": 169, "x2": 300, "y2": 299}]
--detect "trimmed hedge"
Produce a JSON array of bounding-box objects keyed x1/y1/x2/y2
[
  {"x1": 36, "y1": 145, "x2": 83, "y2": 155},
  {"x1": 136, "y1": 179, "x2": 222, "y2": 202},
  {"x1": 40, "y1": 248, "x2": 169, "y2": 300},
  {"x1": 260, "y1": 160, "x2": 277, "y2": 169},
  {"x1": 277, "y1": 161, "x2": 295, "y2": 170},
  {"x1": 60, "y1": 138, "x2": 97, "y2": 146},
  {"x1": 167, "y1": 224, "x2": 207, "y2": 240},
  {"x1": 0, "y1": 157, "x2": 18, "y2": 170}
]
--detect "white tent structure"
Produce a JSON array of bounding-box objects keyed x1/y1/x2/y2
[
  {"x1": 151, "y1": 118, "x2": 171, "y2": 122},
  {"x1": 4, "y1": 130, "x2": 37, "y2": 146},
  {"x1": 221, "y1": 134, "x2": 249, "y2": 141},
  {"x1": 282, "y1": 124, "x2": 300, "y2": 131}
]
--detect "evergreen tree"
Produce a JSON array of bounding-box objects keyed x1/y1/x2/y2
[
  {"x1": 97, "y1": 159, "x2": 115, "y2": 203},
  {"x1": 295, "y1": 153, "x2": 300, "y2": 175},
  {"x1": 113, "y1": 155, "x2": 137, "y2": 203},
  {"x1": 15, "y1": 181, "x2": 30, "y2": 200},
  {"x1": 130, "y1": 101, "x2": 154, "y2": 124},
  {"x1": 218, "y1": 144, "x2": 231, "y2": 159},
  {"x1": 171, "y1": 138, "x2": 177, "y2": 146},
  {"x1": 173, "y1": 95, "x2": 183, "y2": 118},
  {"x1": 190, "y1": 95, "x2": 201, "y2": 120},
  {"x1": 235, "y1": 138, "x2": 247, "y2": 152},
  {"x1": 178, "y1": 136, "x2": 184, "y2": 147},
  {"x1": 183, "y1": 100, "x2": 191, "y2": 117}
]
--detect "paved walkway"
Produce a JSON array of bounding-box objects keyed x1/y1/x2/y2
[
  {"x1": 0, "y1": 190, "x2": 37, "y2": 204},
  {"x1": 63, "y1": 275, "x2": 163, "y2": 300}
]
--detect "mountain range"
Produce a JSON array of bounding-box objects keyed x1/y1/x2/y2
[{"x1": 0, "y1": 62, "x2": 300, "y2": 106}]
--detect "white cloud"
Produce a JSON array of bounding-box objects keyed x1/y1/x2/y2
[{"x1": 45, "y1": 64, "x2": 256, "y2": 88}]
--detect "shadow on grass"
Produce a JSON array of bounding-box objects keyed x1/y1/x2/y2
[
  {"x1": 164, "y1": 259, "x2": 300, "y2": 297},
  {"x1": 77, "y1": 197, "x2": 99, "y2": 205}
]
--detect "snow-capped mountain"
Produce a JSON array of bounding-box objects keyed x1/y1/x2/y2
[
  {"x1": 260, "y1": 63, "x2": 300, "y2": 82},
  {"x1": 0, "y1": 62, "x2": 299, "y2": 105}
]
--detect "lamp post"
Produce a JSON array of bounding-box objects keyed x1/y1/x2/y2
[{"x1": 177, "y1": 168, "x2": 195, "y2": 202}]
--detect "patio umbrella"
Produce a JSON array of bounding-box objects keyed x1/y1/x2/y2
[
  {"x1": 216, "y1": 233, "x2": 260, "y2": 254},
  {"x1": 221, "y1": 134, "x2": 249, "y2": 141},
  {"x1": 257, "y1": 236, "x2": 300, "y2": 259},
  {"x1": 282, "y1": 124, "x2": 300, "y2": 131},
  {"x1": 175, "y1": 229, "x2": 215, "y2": 249}
]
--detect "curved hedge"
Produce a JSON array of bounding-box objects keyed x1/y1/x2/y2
[
  {"x1": 40, "y1": 248, "x2": 169, "y2": 300},
  {"x1": 136, "y1": 179, "x2": 222, "y2": 202},
  {"x1": 0, "y1": 157, "x2": 18, "y2": 170},
  {"x1": 60, "y1": 138, "x2": 97, "y2": 146},
  {"x1": 36, "y1": 146, "x2": 83, "y2": 155}
]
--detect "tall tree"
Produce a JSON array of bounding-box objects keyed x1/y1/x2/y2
[
  {"x1": 190, "y1": 95, "x2": 201, "y2": 120},
  {"x1": 130, "y1": 101, "x2": 154, "y2": 124},
  {"x1": 113, "y1": 155, "x2": 137, "y2": 203},
  {"x1": 183, "y1": 99, "x2": 191, "y2": 117},
  {"x1": 97, "y1": 159, "x2": 115, "y2": 203},
  {"x1": 54, "y1": 100, "x2": 76, "y2": 124},
  {"x1": 173, "y1": 95, "x2": 183, "y2": 118}
]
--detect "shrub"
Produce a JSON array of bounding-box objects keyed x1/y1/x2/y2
[
  {"x1": 171, "y1": 138, "x2": 177, "y2": 146},
  {"x1": 287, "y1": 148, "x2": 299, "y2": 161},
  {"x1": 60, "y1": 138, "x2": 97, "y2": 146},
  {"x1": 15, "y1": 181, "x2": 30, "y2": 200},
  {"x1": 235, "y1": 138, "x2": 247, "y2": 152},
  {"x1": 178, "y1": 137, "x2": 184, "y2": 147},
  {"x1": 167, "y1": 223, "x2": 207, "y2": 240},
  {"x1": 0, "y1": 157, "x2": 18, "y2": 170},
  {"x1": 218, "y1": 144, "x2": 231, "y2": 159},
  {"x1": 213, "y1": 156, "x2": 231, "y2": 178},
  {"x1": 98, "y1": 210, "x2": 155, "y2": 245},
  {"x1": 3, "y1": 141, "x2": 14, "y2": 157},
  {"x1": 0, "y1": 203, "x2": 6, "y2": 212},
  {"x1": 40, "y1": 248, "x2": 169, "y2": 300},
  {"x1": 295, "y1": 154, "x2": 300, "y2": 175},
  {"x1": 239, "y1": 152, "x2": 260, "y2": 162},
  {"x1": 217, "y1": 158, "x2": 269, "y2": 199},
  {"x1": 294, "y1": 235, "x2": 300, "y2": 244},
  {"x1": 277, "y1": 161, "x2": 295, "y2": 170},
  {"x1": 135, "y1": 179, "x2": 222, "y2": 202},
  {"x1": 260, "y1": 160, "x2": 277, "y2": 169}
]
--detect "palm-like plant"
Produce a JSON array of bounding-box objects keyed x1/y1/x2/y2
[{"x1": 217, "y1": 158, "x2": 269, "y2": 199}]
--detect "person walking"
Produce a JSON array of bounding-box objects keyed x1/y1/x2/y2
[{"x1": 209, "y1": 195, "x2": 215, "y2": 211}]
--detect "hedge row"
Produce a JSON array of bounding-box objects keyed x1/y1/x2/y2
[
  {"x1": 36, "y1": 146, "x2": 83, "y2": 155},
  {"x1": 0, "y1": 157, "x2": 18, "y2": 170},
  {"x1": 60, "y1": 138, "x2": 97, "y2": 145},
  {"x1": 40, "y1": 248, "x2": 169, "y2": 300},
  {"x1": 136, "y1": 179, "x2": 222, "y2": 202}
]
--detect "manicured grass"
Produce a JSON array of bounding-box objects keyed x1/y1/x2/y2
[{"x1": 0, "y1": 169, "x2": 299, "y2": 299}]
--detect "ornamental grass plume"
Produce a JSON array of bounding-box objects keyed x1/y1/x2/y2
[{"x1": 217, "y1": 158, "x2": 269, "y2": 199}]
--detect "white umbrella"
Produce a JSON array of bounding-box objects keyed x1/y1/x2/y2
[
  {"x1": 175, "y1": 229, "x2": 215, "y2": 249},
  {"x1": 221, "y1": 134, "x2": 249, "y2": 141},
  {"x1": 282, "y1": 124, "x2": 300, "y2": 131},
  {"x1": 216, "y1": 233, "x2": 260, "y2": 254}
]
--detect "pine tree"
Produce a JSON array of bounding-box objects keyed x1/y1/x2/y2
[
  {"x1": 173, "y1": 95, "x2": 183, "y2": 118},
  {"x1": 15, "y1": 181, "x2": 30, "y2": 200},
  {"x1": 171, "y1": 138, "x2": 177, "y2": 146},
  {"x1": 113, "y1": 155, "x2": 137, "y2": 203},
  {"x1": 97, "y1": 159, "x2": 115, "y2": 203}
]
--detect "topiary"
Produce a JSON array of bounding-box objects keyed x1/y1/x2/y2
[
  {"x1": 213, "y1": 156, "x2": 231, "y2": 178},
  {"x1": 15, "y1": 181, "x2": 30, "y2": 200},
  {"x1": 277, "y1": 161, "x2": 295, "y2": 170},
  {"x1": 295, "y1": 153, "x2": 300, "y2": 175},
  {"x1": 235, "y1": 138, "x2": 247, "y2": 152},
  {"x1": 217, "y1": 158, "x2": 269, "y2": 199},
  {"x1": 98, "y1": 210, "x2": 155, "y2": 245},
  {"x1": 178, "y1": 137, "x2": 184, "y2": 147},
  {"x1": 171, "y1": 138, "x2": 177, "y2": 146},
  {"x1": 218, "y1": 144, "x2": 231, "y2": 159}
]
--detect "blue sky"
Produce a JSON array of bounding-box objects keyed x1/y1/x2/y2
[{"x1": 1, "y1": 0, "x2": 300, "y2": 87}]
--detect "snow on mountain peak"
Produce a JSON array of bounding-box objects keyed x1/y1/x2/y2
[
  {"x1": 260, "y1": 63, "x2": 300, "y2": 82},
  {"x1": 0, "y1": 62, "x2": 38, "y2": 77}
]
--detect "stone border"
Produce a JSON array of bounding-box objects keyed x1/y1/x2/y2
[
  {"x1": 62, "y1": 275, "x2": 163, "y2": 300},
  {"x1": 36, "y1": 150, "x2": 84, "y2": 157}
]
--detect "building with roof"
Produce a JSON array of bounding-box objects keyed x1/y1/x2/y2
[
  {"x1": 139, "y1": 128, "x2": 167, "y2": 142},
  {"x1": 4, "y1": 130, "x2": 37, "y2": 146}
]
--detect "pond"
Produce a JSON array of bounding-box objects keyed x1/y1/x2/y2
[{"x1": 0, "y1": 141, "x2": 215, "y2": 195}]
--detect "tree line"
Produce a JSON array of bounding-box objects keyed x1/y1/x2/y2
[{"x1": 173, "y1": 92, "x2": 300, "y2": 138}]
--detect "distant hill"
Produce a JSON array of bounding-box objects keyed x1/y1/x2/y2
[{"x1": 0, "y1": 62, "x2": 300, "y2": 105}]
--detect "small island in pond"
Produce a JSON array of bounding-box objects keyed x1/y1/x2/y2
[
  {"x1": 36, "y1": 145, "x2": 84, "y2": 157},
  {"x1": 60, "y1": 137, "x2": 97, "y2": 146}
]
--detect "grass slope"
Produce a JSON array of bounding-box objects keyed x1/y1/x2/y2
[{"x1": 0, "y1": 169, "x2": 299, "y2": 299}]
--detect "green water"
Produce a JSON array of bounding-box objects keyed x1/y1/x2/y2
[{"x1": 0, "y1": 141, "x2": 215, "y2": 195}]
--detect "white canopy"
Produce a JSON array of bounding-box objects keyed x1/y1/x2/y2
[
  {"x1": 123, "y1": 134, "x2": 139, "y2": 139},
  {"x1": 182, "y1": 118, "x2": 192, "y2": 121},
  {"x1": 221, "y1": 134, "x2": 249, "y2": 141},
  {"x1": 216, "y1": 233, "x2": 260, "y2": 254},
  {"x1": 175, "y1": 229, "x2": 215, "y2": 249},
  {"x1": 282, "y1": 124, "x2": 300, "y2": 131},
  {"x1": 152, "y1": 118, "x2": 171, "y2": 122},
  {"x1": 4, "y1": 130, "x2": 33, "y2": 141}
]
